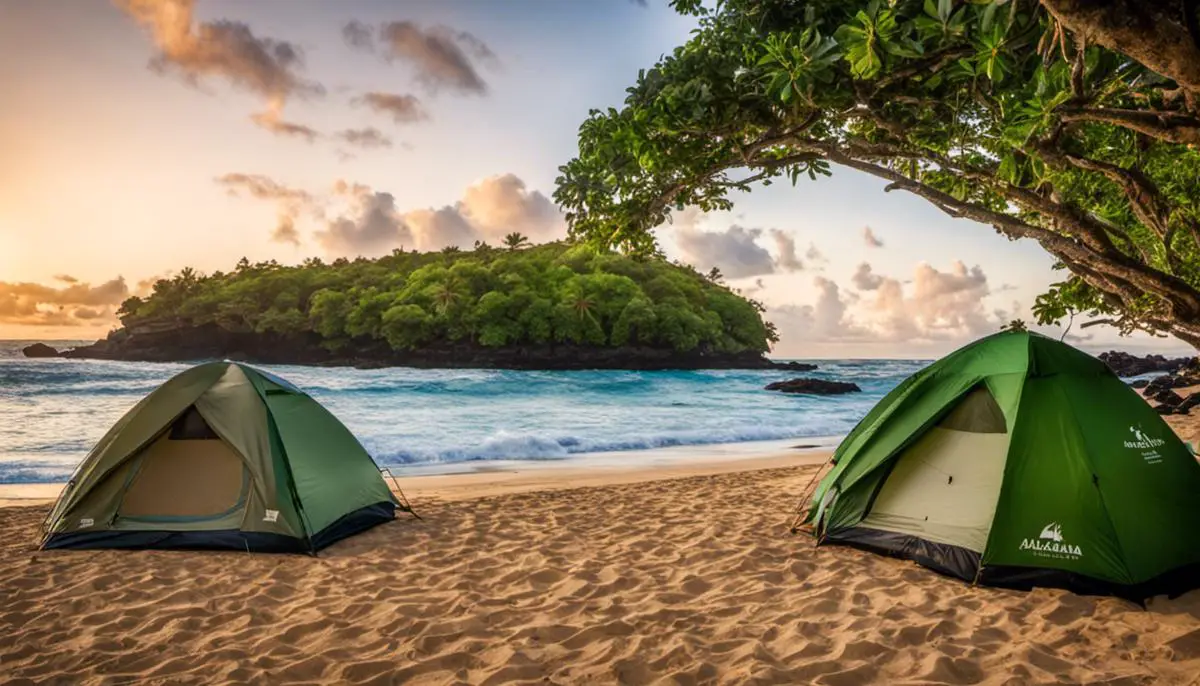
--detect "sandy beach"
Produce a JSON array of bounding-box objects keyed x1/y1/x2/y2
[{"x1": 3, "y1": 446, "x2": 1200, "y2": 685}]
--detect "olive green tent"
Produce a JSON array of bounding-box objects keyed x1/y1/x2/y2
[
  {"x1": 799, "y1": 331, "x2": 1200, "y2": 600},
  {"x1": 41, "y1": 362, "x2": 413, "y2": 552}
]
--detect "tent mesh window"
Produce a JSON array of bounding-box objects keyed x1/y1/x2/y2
[
  {"x1": 936, "y1": 386, "x2": 1006, "y2": 433},
  {"x1": 168, "y1": 406, "x2": 220, "y2": 440}
]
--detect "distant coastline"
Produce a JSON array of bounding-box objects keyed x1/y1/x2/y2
[{"x1": 23, "y1": 325, "x2": 816, "y2": 371}]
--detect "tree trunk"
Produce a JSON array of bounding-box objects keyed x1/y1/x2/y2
[{"x1": 1041, "y1": 0, "x2": 1200, "y2": 97}]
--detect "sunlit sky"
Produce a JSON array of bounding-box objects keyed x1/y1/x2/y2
[{"x1": 0, "y1": 0, "x2": 1189, "y2": 357}]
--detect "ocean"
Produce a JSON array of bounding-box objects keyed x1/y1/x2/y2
[{"x1": 0, "y1": 341, "x2": 929, "y2": 484}]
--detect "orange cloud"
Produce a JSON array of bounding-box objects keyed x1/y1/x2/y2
[{"x1": 0, "y1": 278, "x2": 129, "y2": 327}]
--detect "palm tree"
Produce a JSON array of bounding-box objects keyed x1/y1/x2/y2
[
  {"x1": 441, "y1": 245, "x2": 461, "y2": 255},
  {"x1": 571, "y1": 295, "x2": 594, "y2": 318},
  {"x1": 502, "y1": 232, "x2": 531, "y2": 251},
  {"x1": 432, "y1": 280, "x2": 462, "y2": 314}
]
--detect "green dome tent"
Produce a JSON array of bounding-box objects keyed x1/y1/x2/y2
[
  {"x1": 41, "y1": 361, "x2": 414, "y2": 553},
  {"x1": 798, "y1": 331, "x2": 1200, "y2": 600}
]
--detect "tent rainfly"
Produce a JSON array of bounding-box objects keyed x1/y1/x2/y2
[
  {"x1": 798, "y1": 331, "x2": 1200, "y2": 601},
  {"x1": 41, "y1": 361, "x2": 413, "y2": 552}
]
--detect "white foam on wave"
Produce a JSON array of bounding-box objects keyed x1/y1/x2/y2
[{"x1": 369, "y1": 422, "x2": 836, "y2": 467}]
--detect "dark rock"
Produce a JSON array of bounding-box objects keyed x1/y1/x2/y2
[
  {"x1": 1146, "y1": 374, "x2": 1200, "y2": 394},
  {"x1": 775, "y1": 361, "x2": 819, "y2": 371},
  {"x1": 21, "y1": 343, "x2": 61, "y2": 358},
  {"x1": 1154, "y1": 404, "x2": 1180, "y2": 415},
  {"x1": 1099, "y1": 351, "x2": 1194, "y2": 377},
  {"x1": 1128, "y1": 379, "x2": 1150, "y2": 389},
  {"x1": 1176, "y1": 392, "x2": 1200, "y2": 414},
  {"x1": 765, "y1": 378, "x2": 862, "y2": 395},
  {"x1": 1151, "y1": 389, "x2": 1185, "y2": 406}
]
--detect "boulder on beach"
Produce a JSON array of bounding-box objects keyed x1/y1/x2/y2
[
  {"x1": 764, "y1": 378, "x2": 861, "y2": 395},
  {"x1": 1145, "y1": 374, "x2": 1200, "y2": 395},
  {"x1": 1178, "y1": 392, "x2": 1200, "y2": 414},
  {"x1": 21, "y1": 343, "x2": 61, "y2": 358},
  {"x1": 1151, "y1": 388, "x2": 1185, "y2": 407}
]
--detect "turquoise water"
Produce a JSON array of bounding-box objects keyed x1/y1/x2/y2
[{"x1": 0, "y1": 341, "x2": 928, "y2": 484}]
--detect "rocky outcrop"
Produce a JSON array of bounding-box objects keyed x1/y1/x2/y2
[
  {"x1": 1146, "y1": 374, "x2": 1199, "y2": 393},
  {"x1": 21, "y1": 343, "x2": 61, "y2": 358},
  {"x1": 765, "y1": 378, "x2": 861, "y2": 395},
  {"x1": 1143, "y1": 373, "x2": 1200, "y2": 415},
  {"x1": 774, "y1": 361, "x2": 819, "y2": 371},
  {"x1": 1151, "y1": 388, "x2": 1186, "y2": 407},
  {"x1": 1150, "y1": 390, "x2": 1200, "y2": 415},
  {"x1": 32, "y1": 323, "x2": 812, "y2": 371},
  {"x1": 1099, "y1": 351, "x2": 1194, "y2": 377}
]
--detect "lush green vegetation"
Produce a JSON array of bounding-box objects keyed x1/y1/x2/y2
[
  {"x1": 554, "y1": 0, "x2": 1200, "y2": 347},
  {"x1": 117, "y1": 241, "x2": 778, "y2": 354}
]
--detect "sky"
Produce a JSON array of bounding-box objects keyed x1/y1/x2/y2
[{"x1": 0, "y1": 0, "x2": 1190, "y2": 357}]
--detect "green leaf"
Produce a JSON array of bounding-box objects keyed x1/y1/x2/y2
[
  {"x1": 938, "y1": 0, "x2": 952, "y2": 22},
  {"x1": 980, "y1": 2, "x2": 998, "y2": 33}
]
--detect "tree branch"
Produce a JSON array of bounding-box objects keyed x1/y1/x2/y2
[
  {"x1": 791, "y1": 139, "x2": 1200, "y2": 317},
  {"x1": 1041, "y1": 0, "x2": 1200, "y2": 95},
  {"x1": 873, "y1": 47, "x2": 973, "y2": 92},
  {"x1": 1059, "y1": 106, "x2": 1200, "y2": 145}
]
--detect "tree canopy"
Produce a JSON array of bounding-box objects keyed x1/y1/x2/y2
[
  {"x1": 554, "y1": 0, "x2": 1200, "y2": 347},
  {"x1": 116, "y1": 242, "x2": 777, "y2": 354}
]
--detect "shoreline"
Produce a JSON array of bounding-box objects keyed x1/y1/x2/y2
[{"x1": 0, "y1": 438, "x2": 837, "y2": 508}]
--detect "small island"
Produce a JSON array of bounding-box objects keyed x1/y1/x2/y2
[{"x1": 42, "y1": 241, "x2": 802, "y2": 370}]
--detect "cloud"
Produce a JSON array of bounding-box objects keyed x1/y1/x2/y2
[
  {"x1": 769, "y1": 261, "x2": 1001, "y2": 351},
  {"x1": 741, "y1": 278, "x2": 767, "y2": 297},
  {"x1": 215, "y1": 173, "x2": 318, "y2": 245},
  {"x1": 457, "y1": 174, "x2": 563, "y2": 242},
  {"x1": 0, "y1": 278, "x2": 130, "y2": 327},
  {"x1": 674, "y1": 224, "x2": 805, "y2": 279},
  {"x1": 347, "y1": 21, "x2": 495, "y2": 95},
  {"x1": 336, "y1": 127, "x2": 393, "y2": 150},
  {"x1": 53, "y1": 274, "x2": 78, "y2": 284},
  {"x1": 851, "y1": 262, "x2": 884, "y2": 291},
  {"x1": 353, "y1": 92, "x2": 429, "y2": 124},
  {"x1": 341, "y1": 20, "x2": 375, "y2": 51},
  {"x1": 249, "y1": 104, "x2": 320, "y2": 142},
  {"x1": 768, "y1": 278, "x2": 873, "y2": 343},
  {"x1": 861, "y1": 261, "x2": 994, "y2": 341},
  {"x1": 317, "y1": 186, "x2": 412, "y2": 257},
  {"x1": 675, "y1": 226, "x2": 775, "y2": 279},
  {"x1": 116, "y1": 0, "x2": 322, "y2": 104},
  {"x1": 73, "y1": 307, "x2": 106, "y2": 320},
  {"x1": 863, "y1": 226, "x2": 884, "y2": 248},
  {"x1": 317, "y1": 174, "x2": 566, "y2": 256},
  {"x1": 403, "y1": 207, "x2": 478, "y2": 251},
  {"x1": 769, "y1": 229, "x2": 803, "y2": 272},
  {"x1": 135, "y1": 274, "x2": 171, "y2": 295},
  {"x1": 271, "y1": 216, "x2": 301, "y2": 246}
]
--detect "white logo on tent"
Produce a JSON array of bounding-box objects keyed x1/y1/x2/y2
[
  {"x1": 1125, "y1": 424, "x2": 1165, "y2": 463},
  {"x1": 79, "y1": 518, "x2": 94, "y2": 529},
  {"x1": 263, "y1": 509, "x2": 279, "y2": 523},
  {"x1": 1020, "y1": 522, "x2": 1082, "y2": 559}
]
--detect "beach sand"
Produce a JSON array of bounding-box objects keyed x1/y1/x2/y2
[{"x1": 2, "y1": 449, "x2": 1200, "y2": 685}]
